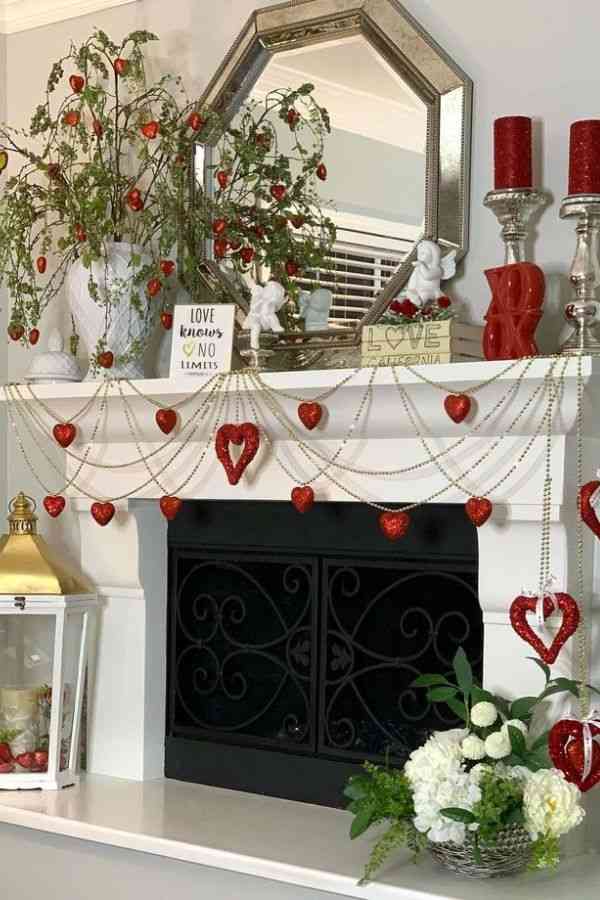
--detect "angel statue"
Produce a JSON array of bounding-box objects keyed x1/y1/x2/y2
[
  {"x1": 242, "y1": 281, "x2": 287, "y2": 350},
  {"x1": 298, "y1": 287, "x2": 333, "y2": 331},
  {"x1": 405, "y1": 239, "x2": 456, "y2": 307}
]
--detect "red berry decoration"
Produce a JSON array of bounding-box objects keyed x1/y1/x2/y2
[
  {"x1": 438, "y1": 296, "x2": 452, "y2": 309},
  {"x1": 36, "y1": 255, "x2": 47, "y2": 274},
  {"x1": 29, "y1": 328, "x2": 40, "y2": 346},
  {"x1": 0, "y1": 761, "x2": 14, "y2": 774},
  {"x1": 291, "y1": 486, "x2": 315, "y2": 514},
  {"x1": 549, "y1": 719, "x2": 600, "y2": 793},
  {"x1": 270, "y1": 184, "x2": 287, "y2": 202},
  {"x1": 240, "y1": 247, "x2": 255, "y2": 265},
  {"x1": 113, "y1": 58, "x2": 128, "y2": 75},
  {"x1": 43, "y1": 495, "x2": 66, "y2": 518},
  {"x1": 186, "y1": 111, "x2": 204, "y2": 131},
  {"x1": 155, "y1": 408, "x2": 177, "y2": 435},
  {"x1": 8, "y1": 324, "x2": 24, "y2": 341},
  {"x1": 63, "y1": 110, "x2": 80, "y2": 127},
  {"x1": 160, "y1": 259, "x2": 175, "y2": 277},
  {"x1": 92, "y1": 118, "x2": 104, "y2": 138},
  {"x1": 147, "y1": 278, "x2": 162, "y2": 297},
  {"x1": 444, "y1": 393, "x2": 472, "y2": 424},
  {"x1": 33, "y1": 750, "x2": 49, "y2": 772},
  {"x1": 215, "y1": 423, "x2": 260, "y2": 486},
  {"x1": 509, "y1": 591, "x2": 580, "y2": 664},
  {"x1": 0, "y1": 743, "x2": 13, "y2": 764},
  {"x1": 15, "y1": 752, "x2": 35, "y2": 770},
  {"x1": 297, "y1": 401, "x2": 323, "y2": 431},
  {"x1": 75, "y1": 223, "x2": 87, "y2": 242},
  {"x1": 290, "y1": 215, "x2": 305, "y2": 229},
  {"x1": 287, "y1": 108, "x2": 300, "y2": 130},
  {"x1": 160, "y1": 311, "x2": 173, "y2": 330},
  {"x1": 53, "y1": 423, "x2": 76, "y2": 448},
  {"x1": 214, "y1": 238, "x2": 228, "y2": 259},
  {"x1": 216, "y1": 170, "x2": 230, "y2": 190},
  {"x1": 465, "y1": 497, "x2": 493, "y2": 527},
  {"x1": 285, "y1": 259, "x2": 299, "y2": 277},
  {"x1": 98, "y1": 350, "x2": 114, "y2": 369},
  {"x1": 579, "y1": 479, "x2": 600, "y2": 540},
  {"x1": 230, "y1": 240, "x2": 242, "y2": 251},
  {"x1": 140, "y1": 120, "x2": 159, "y2": 139},
  {"x1": 379, "y1": 511, "x2": 410, "y2": 542},
  {"x1": 212, "y1": 218, "x2": 227, "y2": 236},
  {"x1": 159, "y1": 496, "x2": 183, "y2": 521},
  {"x1": 91, "y1": 501, "x2": 116, "y2": 527},
  {"x1": 69, "y1": 74, "x2": 85, "y2": 93},
  {"x1": 316, "y1": 162, "x2": 327, "y2": 181},
  {"x1": 127, "y1": 188, "x2": 144, "y2": 212}
]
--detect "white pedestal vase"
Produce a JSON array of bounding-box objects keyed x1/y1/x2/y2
[{"x1": 66, "y1": 242, "x2": 158, "y2": 380}]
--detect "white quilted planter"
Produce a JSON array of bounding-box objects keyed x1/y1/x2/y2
[{"x1": 66, "y1": 241, "x2": 158, "y2": 380}]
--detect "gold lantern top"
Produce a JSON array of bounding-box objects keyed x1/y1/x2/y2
[{"x1": 0, "y1": 493, "x2": 93, "y2": 595}]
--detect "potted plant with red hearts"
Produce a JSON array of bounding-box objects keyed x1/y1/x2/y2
[{"x1": 0, "y1": 29, "x2": 214, "y2": 378}]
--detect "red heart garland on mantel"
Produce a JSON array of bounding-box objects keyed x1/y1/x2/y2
[
  {"x1": 291, "y1": 486, "x2": 314, "y2": 513},
  {"x1": 215, "y1": 423, "x2": 260, "y2": 486},
  {"x1": 91, "y1": 501, "x2": 115, "y2": 527},
  {"x1": 509, "y1": 592, "x2": 580, "y2": 664},
  {"x1": 465, "y1": 497, "x2": 493, "y2": 527},
  {"x1": 549, "y1": 719, "x2": 600, "y2": 792},
  {"x1": 297, "y1": 402, "x2": 323, "y2": 431},
  {"x1": 579, "y1": 480, "x2": 600, "y2": 540},
  {"x1": 43, "y1": 495, "x2": 66, "y2": 518},
  {"x1": 379, "y1": 511, "x2": 410, "y2": 542},
  {"x1": 155, "y1": 408, "x2": 178, "y2": 435},
  {"x1": 53, "y1": 423, "x2": 76, "y2": 448},
  {"x1": 444, "y1": 394, "x2": 471, "y2": 424},
  {"x1": 159, "y1": 496, "x2": 183, "y2": 521}
]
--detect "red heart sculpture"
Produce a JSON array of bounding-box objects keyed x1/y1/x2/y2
[
  {"x1": 43, "y1": 495, "x2": 66, "y2": 518},
  {"x1": 155, "y1": 408, "x2": 178, "y2": 435},
  {"x1": 215, "y1": 423, "x2": 260, "y2": 485},
  {"x1": 159, "y1": 495, "x2": 183, "y2": 521},
  {"x1": 298, "y1": 402, "x2": 323, "y2": 430},
  {"x1": 549, "y1": 719, "x2": 600, "y2": 792},
  {"x1": 53, "y1": 423, "x2": 76, "y2": 448},
  {"x1": 579, "y1": 480, "x2": 600, "y2": 539},
  {"x1": 91, "y1": 501, "x2": 115, "y2": 526},
  {"x1": 465, "y1": 497, "x2": 493, "y2": 527},
  {"x1": 509, "y1": 592, "x2": 580, "y2": 664},
  {"x1": 379, "y1": 511, "x2": 410, "y2": 542},
  {"x1": 444, "y1": 394, "x2": 471, "y2": 424},
  {"x1": 291, "y1": 486, "x2": 314, "y2": 513}
]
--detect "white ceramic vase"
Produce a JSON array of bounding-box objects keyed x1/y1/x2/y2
[{"x1": 66, "y1": 241, "x2": 158, "y2": 380}]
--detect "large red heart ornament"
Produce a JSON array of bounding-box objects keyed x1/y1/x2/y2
[
  {"x1": 291, "y1": 486, "x2": 314, "y2": 514},
  {"x1": 379, "y1": 511, "x2": 410, "y2": 542},
  {"x1": 155, "y1": 408, "x2": 178, "y2": 435},
  {"x1": 579, "y1": 480, "x2": 600, "y2": 540},
  {"x1": 53, "y1": 423, "x2": 76, "y2": 448},
  {"x1": 444, "y1": 394, "x2": 471, "y2": 424},
  {"x1": 215, "y1": 423, "x2": 260, "y2": 485},
  {"x1": 297, "y1": 402, "x2": 323, "y2": 431},
  {"x1": 465, "y1": 497, "x2": 493, "y2": 527},
  {"x1": 91, "y1": 501, "x2": 115, "y2": 526},
  {"x1": 43, "y1": 495, "x2": 66, "y2": 518},
  {"x1": 159, "y1": 496, "x2": 183, "y2": 521},
  {"x1": 509, "y1": 592, "x2": 580, "y2": 664},
  {"x1": 549, "y1": 719, "x2": 600, "y2": 792}
]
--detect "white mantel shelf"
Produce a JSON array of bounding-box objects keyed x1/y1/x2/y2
[{"x1": 0, "y1": 775, "x2": 597, "y2": 900}]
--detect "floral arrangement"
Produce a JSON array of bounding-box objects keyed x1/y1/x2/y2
[
  {"x1": 382, "y1": 295, "x2": 455, "y2": 325},
  {"x1": 345, "y1": 649, "x2": 588, "y2": 883}
]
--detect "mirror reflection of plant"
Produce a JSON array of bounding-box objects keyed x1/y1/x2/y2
[{"x1": 0, "y1": 28, "x2": 212, "y2": 369}]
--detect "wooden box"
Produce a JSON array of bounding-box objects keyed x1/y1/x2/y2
[{"x1": 361, "y1": 320, "x2": 484, "y2": 367}]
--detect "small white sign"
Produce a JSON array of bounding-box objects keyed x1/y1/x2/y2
[{"x1": 169, "y1": 304, "x2": 235, "y2": 377}]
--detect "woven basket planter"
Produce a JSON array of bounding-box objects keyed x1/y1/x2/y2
[{"x1": 428, "y1": 825, "x2": 532, "y2": 878}]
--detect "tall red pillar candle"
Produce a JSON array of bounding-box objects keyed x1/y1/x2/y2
[
  {"x1": 494, "y1": 116, "x2": 532, "y2": 189},
  {"x1": 568, "y1": 120, "x2": 600, "y2": 195}
]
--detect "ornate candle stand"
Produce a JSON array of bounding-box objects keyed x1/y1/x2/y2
[
  {"x1": 483, "y1": 188, "x2": 548, "y2": 264},
  {"x1": 559, "y1": 195, "x2": 600, "y2": 355}
]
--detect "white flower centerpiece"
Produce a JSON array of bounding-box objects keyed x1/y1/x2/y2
[{"x1": 345, "y1": 650, "x2": 591, "y2": 883}]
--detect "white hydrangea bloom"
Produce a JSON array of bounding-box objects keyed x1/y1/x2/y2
[
  {"x1": 524, "y1": 769, "x2": 585, "y2": 839},
  {"x1": 471, "y1": 701, "x2": 498, "y2": 728},
  {"x1": 485, "y1": 730, "x2": 511, "y2": 759},
  {"x1": 461, "y1": 735, "x2": 486, "y2": 761}
]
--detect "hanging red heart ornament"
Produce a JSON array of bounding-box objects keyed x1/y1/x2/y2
[
  {"x1": 159, "y1": 496, "x2": 183, "y2": 521},
  {"x1": 379, "y1": 511, "x2": 410, "y2": 542},
  {"x1": 53, "y1": 423, "x2": 76, "y2": 448},
  {"x1": 444, "y1": 394, "x2": 472, "y2": 424},
  {"x1": 579, "y1": 479, "x2": 600, "y2": 539},
  {"x1": 465, "y1": 497, "x2": 493, "y2": 527},
  {"x1": 215, "y1": 423, "x2": 260, "y2": 485},
  {"x1": 297, "y1": 402, "x2": 323, "y2": 430},
  {"x1": 43, "y1": 495, "x2": 66, "y2": 518},
  {"x1": 155, "y1": 408, "x2": 178, "y2": 435},
  {"x1": 509, "y1": 591, "x2": 580, "y2": 664},
  {"x1": 549, "y1": 718, "x2": 600, "y2": 792},
  {"x1": 291, "y1": 486, "x2": 314, "y2": 513},
  {"x1": 91, "y1": 502, "x2": 115, "y2": 526}
]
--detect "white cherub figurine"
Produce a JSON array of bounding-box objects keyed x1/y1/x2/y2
[
  {"x1": 298, "y1": 287, "x2": 333, "y2": 331},
  {"x1": 242, "y1": 281, "x2": 287, "y2": 350},
  {"x1": 405, "y1": 239, "x2": 456, "y2": 307}
]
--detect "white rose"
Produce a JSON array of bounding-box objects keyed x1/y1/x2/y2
[
  {"x1": 471, "y1": 701, "x2": 498, "y2": 728},
  {"x1": 485, "y1": 730, "x2": 511, "y2": 759},
  {"x1": 523, "y1": 769, "x2": 585, "y2": 839},
  {"x1": 461, "y1": 735, "x2": 486, "y2": 761},
  {"x1": 502, "y1": 719, "x2": 528, "y2": 738}
]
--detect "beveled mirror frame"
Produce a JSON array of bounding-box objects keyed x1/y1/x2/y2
[{"x1": 193, "y1": 0, "x2": 472, "y2": 368}]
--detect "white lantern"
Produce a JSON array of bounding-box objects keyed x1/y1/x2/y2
[{"x1": 0, "y1": 493, "x2": 98, "y2": 790}]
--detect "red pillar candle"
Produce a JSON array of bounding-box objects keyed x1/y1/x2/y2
[
  {"x1": 568, "y1": 120, "x2": 600, "y2": 195},
  {"x1": 494, "y1": 116, "x2": 532, "y2": 189}
]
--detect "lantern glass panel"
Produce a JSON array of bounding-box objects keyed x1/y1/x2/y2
[{"x1": 55, "y1": 612, "x2": 85, "y2": 771}]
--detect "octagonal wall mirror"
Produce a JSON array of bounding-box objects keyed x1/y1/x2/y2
[{"x1": 192, "y1": 0, "x2": 472, "y2": 368}]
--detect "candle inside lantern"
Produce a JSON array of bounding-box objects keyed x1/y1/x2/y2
[
  {"x1": 568, "y1": 120, "x2": 600, "y2": 195},
  {"x1": 494, "y1": 116, "x2": 533, "y2": 190}
]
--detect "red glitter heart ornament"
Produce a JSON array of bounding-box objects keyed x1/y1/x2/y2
[
  {"x1": 579, "y1": 480, "x2": 600, "y2": 539},
  {"x1": 509, "y1": 592, "x2": 580, "y2": 664},
  {"x1": 155, "y1": 408, "x2": 178, "y2": 435},
  {"x1": 43, "y1": 495, "x2": 66, "y2": 518},
  {"x1": 444, "y1": 394, "x2": 471, "y2": 424},
  {"x1": 465, "y1": 497, "x2": 493, "y2": 527},
  {"x1": 53, "y1": 423, "x2": 76, "y2": 448},
  {"x1": 549, "y1": 719, "x2": 600, "y2": 792},
  {"x1": 215, "y1": 423, "x2": 260, "y2": 485},
  {"x1": 291, "y1": 486, "x2": 314, "y2": 514},
  {"x1": 159, "y1": 496, "x2": 183, "y2": 521},
  {"x1": 297, "y1": 402, "x2": 323, "y2": 430},
  {"x1": 91, "y1": 502, "x2": 115, "y2": 527},
  {"x1": 379, "y1": 511, "x2": 410, "y2": 542}
]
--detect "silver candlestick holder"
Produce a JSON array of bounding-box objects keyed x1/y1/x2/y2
[
  {"x1": 483, "y1": 187, "x2": 548, "y2": 264},
  {"x1": 559, "y1": 194, "x2": 600, "y2": 355}
]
